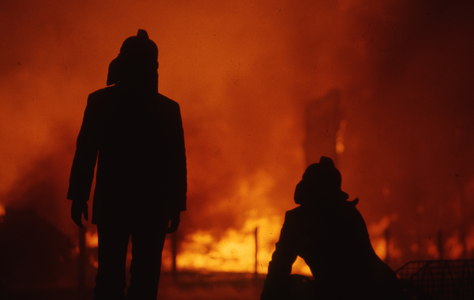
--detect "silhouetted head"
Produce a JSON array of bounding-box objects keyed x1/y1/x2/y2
[
  {"x1": 107, "y1": 29, "x2": 158, "y2": 91},
  {"x1": 294, "y1": 156, "x2": 349, "y2": 206}
]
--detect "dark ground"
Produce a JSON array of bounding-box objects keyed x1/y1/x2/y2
[{"x1": 1, "y1": 272, "x2": 265, "y2": 300}]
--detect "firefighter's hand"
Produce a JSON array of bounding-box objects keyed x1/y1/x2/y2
[
  {"x1": 166, "y1": 211, "x2": 181, "y2": 234},
  {"x1": 71, "y1": 200, "x2": 88, "y2": 228}
]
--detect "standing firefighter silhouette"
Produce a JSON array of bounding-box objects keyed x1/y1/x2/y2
[
  {"x1": 261, "y1": 157, "x2": 404, "y2": 300},
  {"x1": 67, "y1": 29, "x2": 187, "y2": 300}
]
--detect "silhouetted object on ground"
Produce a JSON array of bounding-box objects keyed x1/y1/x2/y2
[
  {"x1": 0, "y1": 207, "x2": 76, "y2": 290},
  {"x1": 67, "y1": 29, "x2": 187, "y2": 300},
  {"x1": 261, "y1": 157, "x2": 404, "y2": 300},
  {"x1": 396, "y1": 259, "x2": 474, "y2": 300}
]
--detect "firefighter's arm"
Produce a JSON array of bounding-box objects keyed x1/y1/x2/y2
[
  {"x1": 68, "y1": 94, "x2": 100, "y2": 227},
  {"x1": 261, "y1": 211, "x2": 298, "y2": 300}
]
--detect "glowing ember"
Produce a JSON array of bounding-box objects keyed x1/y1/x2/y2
[
  {"x1": 372, "y1": 238, "x2": 388, "y2": 261},
  {"x1": 292, "y1": 257, "x2": 312, "y2": 276},
  {"x1": 90, "y1": 254, "x2": 98, "y2": 268},
  {"x1": 368, "y1": 216, "x2": 390, "y2": 259},
  {"x1": 86, "y1": 231, "x2": 99, "y2": 248},
  {"x1": 367, "y1": 215, "x2": 402, "y2": 262},
  {"x1": 446, "y1": 231, "x2": 464, "y2": 259},
  {"x1": 335, "y1": 120, "x2": 347, "y2": 154},
  {"x1": 426, "y1": 239, "x2": 440, "y2": 260},
  {"x1": 0, "y1": 204, "x2": 5, "y2": 217}
]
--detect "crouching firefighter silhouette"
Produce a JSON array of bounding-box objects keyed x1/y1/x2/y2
[
  {"x1": 67, "y1": 29, "x2": 187, "y2": 300},
  {"x1": 261, "y1": 157, "x2": 404, "y2": 300}
]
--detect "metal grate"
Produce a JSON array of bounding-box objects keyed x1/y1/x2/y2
[{"x1": 395, "y1": 259, "x2": 474, "y2": 300}]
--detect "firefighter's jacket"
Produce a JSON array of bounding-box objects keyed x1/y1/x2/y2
[
  {"x1": 261, "y1": 200, "x2": 402, "y2": 300},
  {"x1": 67, "y1": 84, "x2": 187, "y2": 224}
]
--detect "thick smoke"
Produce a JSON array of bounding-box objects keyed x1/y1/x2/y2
[{"x1": 1, "y1": 0, "x2": 474, "y2": 274}]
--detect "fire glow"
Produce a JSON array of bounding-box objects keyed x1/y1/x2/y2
[
  {"x1": 1, "y1": 0, "x2": 474, "y2": 285},
  {"x1": 86, "y1": 231, "x2": 98, "y2": 248},
  {"x1": 0, "y1": 204, "x2": 5, "y2": 223},
  {"x1": 175, "y1": 219, "x2": 311, "y2": 275}
]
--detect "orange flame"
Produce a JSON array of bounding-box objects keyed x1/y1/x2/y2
[
  {"x1": 368, "y1": 214, "x2": 402, "y2": 262},
  {"x1": 176, "y1": 216, "x2": 311, "y2": 275},
  {"x1": 175, "y1": 171, "x2": 311, "y2": 275}
]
